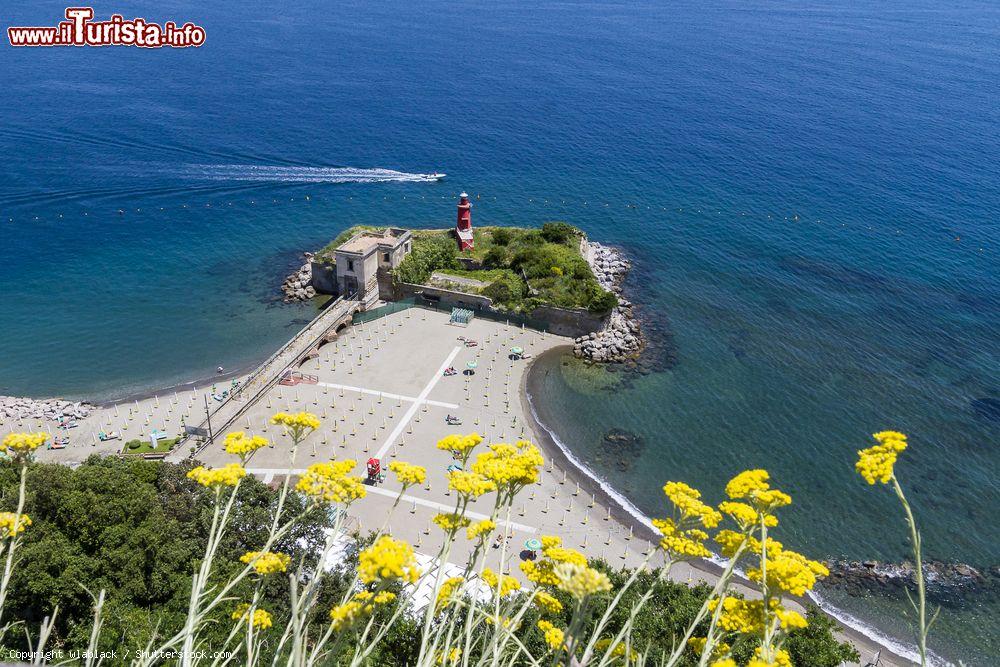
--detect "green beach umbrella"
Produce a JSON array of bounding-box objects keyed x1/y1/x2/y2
[{"x1": 524, "y1": 538, "x2": 542, "y2": 551}]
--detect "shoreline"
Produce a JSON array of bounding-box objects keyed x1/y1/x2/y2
[{"x1": 521, "y1": 345, "x2": 920, "y2": 667}]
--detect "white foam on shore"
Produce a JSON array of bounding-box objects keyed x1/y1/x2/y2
[
  {"x1": 525, "y1": 388, "x2": 936, "y2": 667},
  {"x1": 183, "y1": 164, "x2": 443, "y2": 183}
]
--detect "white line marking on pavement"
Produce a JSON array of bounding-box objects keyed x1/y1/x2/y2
[
  {"x1": 317, "y1": 382, "x2": 458, "y2": 410},
  {"x1": 375, "y1": 346, "x2": 461, "y2": 459},
  {"x1": 244, "y1": 468, "x2": 536, "y2": 534}
]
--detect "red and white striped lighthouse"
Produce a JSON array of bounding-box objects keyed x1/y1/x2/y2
[{"x1": 455, "y1": 192, "x2": 474, "y2": 251}]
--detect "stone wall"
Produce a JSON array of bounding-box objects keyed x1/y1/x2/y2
[
  {"x1": 529, "y1": 304, "x2": 607, "y2": 338},
  {"x1": 309, "y1": 260, "x2": 338, "y2": 295},
  {"x1": 395, "y1": 282, "x2": 495, "y2": 310}
]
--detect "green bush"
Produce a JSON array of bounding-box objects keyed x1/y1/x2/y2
[
  {"x1": 127, "y1": 440, "x2": 141, "y2": 450},
  {"x1": 393, "y1": 234, "x2": 459, "y2": 284},
  {"x1": 491, "y1": 228, "x2": 512, "y2": 246},
  {"x1": 540, "y1": 221, "x2": 578, "y2": 245},
  {"x1": 483, "y1": 272, "x2": 526, "y2": 308},
  {"x1": 588, "y1": 288, "x2": 619, "y2": 314},
  {"x1": 482, "y1": 246, "x2": 508, "y2": 269}
]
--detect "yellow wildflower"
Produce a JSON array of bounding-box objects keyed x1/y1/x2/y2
[
  {"x1": 554, "y1": 562, "x2": 611, "y2": 598},
  {"x1": 521, "y1": 559, "x2": 559, "y2": 587},
  {"x1": 358, "y1": 535, "x2": 419, "y2": 584},
  {"x1": 534, "y1": 590, "x2": 563, "y2": 614},
  {"x1": 374, "y1": 591, "x2": 396, "y2": 605},
  {"x1": 471, "y1": 440, "x2": 544, "y2": 492},
  {"x1": 187, "y1": 463, "x2": 246, "y2": 488},
  {"x1": 856, "y1": 431, "x2": 908, "y2": 484},
  {"x1": 0, "y1": 512, "x2": 31, "y2": 539},
  {"x1": 270, "y1": 411, "x2": 321, "y2": 434},
  {"x1": 388, "y1": 461, "x2": 426, "y2": 486},
  {"x1": 329, "y1": 600, "x2": 366, "y2": 630},
  {"x1": 231, "y1": 604, "x2": 273, "y2": 630},
  {"x1": 433, "y1": 512, "x2": 471, "y2": 533},
  {"x1": 436, "y1": 576, "x2": 464, "y2": 610},
  {"x1": 595, "y1": 638, "x2": 638, "y2": 660},
  {"x1": 537, "y1": 620, "x2": 565, "y2": 651},
  {"x1": 775, "y1": 607, "x2": 808, "y2": 629},
  {"x1": 240, "y1": 551, "x2": 291, "y2": 575},
  {"x1": 688, "y1": 637, "x2": 731, "y2": 660},
  {"x1": 223, "y1": 431, "x2": 269, "y2": 459},
  {"x1": 1, "y1": 432, "x2": 48, "y2": 457},
  {"x1": 436, "y1": 432, "x2": 482, "y2": 456},
  {"x1": 725, "y1": 470, "x2": 791, "y2": 511},
  {"x1": 466, "y1": 518, "x2": 496, "y2": 541},
  {"x1": 719, "y1": 501, "x2": 777, "y2": 529},
  {"x1": 653, "y1": 518, "x2": 712, "y2": 559},
  {"x1": 437, "y1": 647, "x2": 461, "y2": 665},
  {"x1": 714, "y1": 529, "x2": 759, "y2": 558},
  {"x1": 482, "y1": 567, "x2": 520, "y2": 597},
  {"x1": 711, "y1": 660, "x2": 738, "y2": 667},
  {"x1": 447, "y1": 470, "x2": 496, "y2": 498},
  {"x1": 296, "y1": 460, "x2": 366, "y2": 504},
  {"x1": 709, "y1": 597, "x2": 766, "y2": 634},
  {"x1": 663, "y1": 481, "x2": 723, "y2": 527},
  {"x1": 751, "y1": 647, "x2": 792, "y2": 667},
  {"x1": 747, "y1": 545, "x2": 828, "y2": 596}
]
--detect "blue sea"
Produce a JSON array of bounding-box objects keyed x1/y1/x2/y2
[{"x1": 2, "y1": 1, "x2": 998, "y2": 663}]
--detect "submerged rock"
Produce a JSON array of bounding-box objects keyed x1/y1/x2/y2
[
  {"x1": 823, "y1": 559, "x2": 1000, "y2": 607},
  {"x1": 593, "y1": 428, "x2": 645, "y2": 472}
]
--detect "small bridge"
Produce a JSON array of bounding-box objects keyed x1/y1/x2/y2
[{"x1": 171, "y1": 295, "x2": 360, "y2": 461}]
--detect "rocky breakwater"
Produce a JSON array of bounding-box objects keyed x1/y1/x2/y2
[
  {"x1": 573, "y1": 242, "x2": 643, "y2": 363},
  {"x1": 1, "y1": 396, "x2": 93, "y2": 423},
  {"x1": 824, "y1": 559, "x2": 1000, "y2": 606},
  {"x1": 281, "y1": 252, "x2": 317, "y2": 303}
]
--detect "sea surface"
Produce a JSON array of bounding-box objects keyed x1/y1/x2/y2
[{"x1": 2, "y1": 0, "x2": 998, "y2": 663}]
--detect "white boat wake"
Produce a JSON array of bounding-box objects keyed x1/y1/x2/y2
[{"x1": 182, "y1": 164, "x2": 444, "y2": 183}]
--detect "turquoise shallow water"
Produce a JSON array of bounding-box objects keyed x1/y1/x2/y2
[{"x1": 2, "y1": 0, "x2": 999, "y2": 663}]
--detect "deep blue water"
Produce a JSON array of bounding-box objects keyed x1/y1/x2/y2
[{"x1": 2, "y1": 0, "x2": 998, "y2": 663}]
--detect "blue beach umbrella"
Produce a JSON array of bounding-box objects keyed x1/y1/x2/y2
[{"x1": 524, "y1": 538, "x2": 542, "y2": 551}]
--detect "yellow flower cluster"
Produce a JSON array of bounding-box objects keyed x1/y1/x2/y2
[
  {"x1": 187, "y1": 463, "x2": 246, "y2": 488},
  {"x1": 714, "y1": 529, "x2": 759, "y2": 558},
  {"x1": 481, "y1": 567, "x2": 520, "y2": 597},
  {"x1": 595, "y1": 638, "x2": 638, "y2": 661},
  {"x1": 688, "y1": 637, "x2": 730, "y2": 660},
  {"x1": 1, "y1": 432, "x2": 48, "y2": 456},
  {"x1": 0, "y1": 512, "x2": 31, "y2": 539},
  {"x1": 436, "y1": 576, "x2": 464, "y2": 611},
  {"x1": 653, "y1": 518, "x2": 711, "y2": 559},
  {"x1": 663, "y1": 481, "x2": 722, "y2": 527},
  {"x1": 240, "y1": 551, "x2": 291, "y2": 575},
  {"x1": 296, "y1": 460, "x2": 365, "y2": 505},
  {"x1": 437, "y1": 647, "x2": 461, "y2": 665},
  {"x1": 711, "y1": 660, "x2": 738, "y2": 667},
  {"x1": 521, "y1": 536, "x2": 588, "y2": 586},
  {"x1": 747, "y1": 543, "x2": 828, "y2": 596},
  {"x1": 447, "y1": 470, "x2": 496, "y2": 498},
  {"x1": 708, "y1": 598, "x2": 766, "y2": 635},
  {"x1": 856, "y1": 431, "x2": 908, "y2": 485},
  {"x1": 725, "y1": 470, "x2": 791, "y2": 510},
  {"x1": 270, "y1": 411, "x2": 321, "y2": 431},
  {"x1": 223, "y1": 432, "x2": 269, "y2": 459},
  {"x1": 470, "y1": 440, "x2": 544, "y2": 492},
  {"x1": 554, "y1": 562, "x2": 612, "y2": 598},
  {"x1": 388, "y1": 461, "x2": 426, "y2": 486},
  {"x1": 466, "y1": 518, "x2": 495, "y2": 541},
  {"x1": 329, "y1": 600, "x2": 366, "y2": 631},
  {"x1": 231, "y1": 604, "x2": 273, "y2": 630},
  {"x1": 358, "y1": 535, "x2": 419, "y2": 584},
  {"x1": 534, "y1": 590, "x2": 563, "y2": 614},
  {"x1": 353, "y1": 590, "x2": 397, "y2": 607},
  {"x1": 537, "y1": 620, "x2": 565, "y2": 651},
  {"x1": 750, "y1": 647, "x2": 792, "y2": 667},
  {"x1": 433, "y1": 512, "x2": 471, "y2": 533},
  {"x1": 719, "y1": 501, "x2": 777, "y2": 530},
  {"x1": 775, "y1": 607, "x2": 808, "y2": 630},
  {"x1": 436, "y1": 433, "x2": 483, "y2": 456}
]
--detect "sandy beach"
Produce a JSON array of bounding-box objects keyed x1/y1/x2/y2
[{"x1": 12, "y1": 306, "x2": 913, "y2": 665}]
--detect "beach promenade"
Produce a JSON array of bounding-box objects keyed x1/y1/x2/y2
[{"x1": 17, "y1": 306, "x2": 909, "y2": 666}]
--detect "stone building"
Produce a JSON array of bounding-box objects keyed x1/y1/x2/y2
[{"x1": 333, "y1": 227, "x2": 413, "y2": 308}]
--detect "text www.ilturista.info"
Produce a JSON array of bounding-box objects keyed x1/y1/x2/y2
[{"x1": 8, "y1": 7, "x2": 205, "y2": 48}]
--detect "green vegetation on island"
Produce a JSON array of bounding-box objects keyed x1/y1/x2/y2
[{"x1": 395, "y1": 223, "x2": 618, "y2": 313}]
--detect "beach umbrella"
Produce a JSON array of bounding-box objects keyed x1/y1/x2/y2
[
  {"x1": 511, "y1": 346, "x2": 524, "y2": 356},
  {"x1": 524, "y1": 538, "x2": 542, "y2": 552}
]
